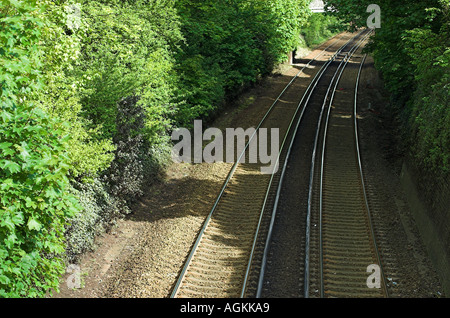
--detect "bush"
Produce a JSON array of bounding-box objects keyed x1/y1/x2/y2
[
  {"x1": 0, "y1": 104, "x2": 80, "y2": 297},
  {"x1": 104, "y1": 96, "x2": 148, "y2": 211},
  {"x1": 65, "y1": 179, "x2": 121, "y2": 261}
]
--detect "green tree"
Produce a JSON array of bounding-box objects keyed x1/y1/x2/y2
[
  {"x1": 324, "y1": 0, "x2": 450, "y2": 175},
  {"x1": 36, "y1": 0, "x2": 115, "y2": 182},
  {"x1": 174, "y1": 0, "x2": 310, "y2": 127},
  {"x1": 0, "y1": 0, "x2": 80, "y2": 297}
]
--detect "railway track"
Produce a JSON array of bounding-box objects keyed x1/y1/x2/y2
[
  {"x1": 316, "y1": 50, "x2": 389, "y2": 298},
  {"x1": 170, "y1": 30, "x2": 377, "y2": 298},
  {"x1": 257, "y1": 28, "x2": 389, "y2": 298}
]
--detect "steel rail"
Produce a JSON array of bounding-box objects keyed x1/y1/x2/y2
[
  {"x1": 170, "y1": 33, "x2": 350, "y2": 298},
  {"x1": 253, "y1": 29, "x2": 371, "y2": 298},
  {"x1": 317, "y1": 32, "x2": 373, "y2": 298},
  {"x1": 315, "y1": 31, "x2": 389, "y2": 298},
  {"x1": 305, "y1": 29, "x2": 373, "y2": 298},
  {"x1": 170, "y1": 32, "x2": 361, "y2": 299},
  {"x1": 353, "y1": 54, "x2": 390, "y2": 298}
]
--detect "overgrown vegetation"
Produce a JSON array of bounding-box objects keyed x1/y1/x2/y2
[
  {"x1": 0, "y1": 0, "x2": 80, "y2": 297},
  {"x1": 324, "y1": 0, "x2": 450, "y2": 178},
  {"x1": 1, "y1": 0, "x2": 318, "y2": 297},
  {"x1": 174, "y1": 0, "x2": 311, "y2": 127},
  {"x1": 301, "y1": 12, "x2": 344, "y2": 47}
]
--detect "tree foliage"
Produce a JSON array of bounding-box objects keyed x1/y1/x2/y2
[
  {"x1": 74, "y1": 0, "x2": 182, "y2": 145},
  {"x1": 301, "y1": 12, "x2": 345, "y2": 47},
  {"x1": 174, "y1": 0, "x2": 311, "y2": 127},
  {"x1": 36, "y1": 0, "x2": 116, "y2": 182},
  {"x1": 0, "y1": 0, "x2": 80, "y2": 297},
  {"x1": 324, "y1": 0, "x2": 450, "y2": 176}
]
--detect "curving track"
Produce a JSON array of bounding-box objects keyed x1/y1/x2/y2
[
  {"x1": 170, "y1": 30, "x2": 384, "y2": 298},
  {"x1": 316, "y1": 50, "x2": 389, "y2": 298},
  {"x1": 258, "y1": 28, "x2": 389, "y2": 298}
]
